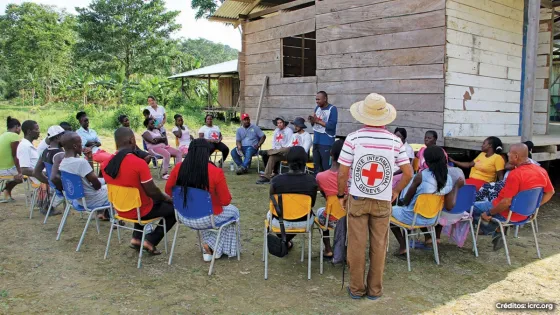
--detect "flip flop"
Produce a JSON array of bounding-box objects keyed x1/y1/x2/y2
[
  {"x1": 323, "y1": 253, "x2": 334, "y2": 259},
  {"x1": 129, "y1": 243, "x2": 141, "y2": 251},
  {"x1": 393, "y1": 252, "x2": 407, "y2": 261},
  {"x1": 143, "y1": 245, "x2": 161, "y2": 256}
]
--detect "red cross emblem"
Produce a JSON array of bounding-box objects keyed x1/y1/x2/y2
[
  {"x1": 292, "y1": 138, "x2": 299, "y2": 146},
  {"x1": 211, "y1": 132, "x2": 219, "y2": 140},
  {"x1": 361, "y1": 163, "x2": 384, "y2": 186},
  {"x1": 275, "y1": 133, "x2": 284, "y2": 142}
]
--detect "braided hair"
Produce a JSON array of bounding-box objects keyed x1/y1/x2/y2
[
  {"x1": 423, "y1": 146, "x2": 448, "y2": 193},
  {"x1": 176, "y1": 139, "x2": 211, "y2": 202}
]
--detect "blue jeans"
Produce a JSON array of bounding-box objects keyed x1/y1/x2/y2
[
  {"x1": 231, "y1": 146, "x2": 257, "y2": 169},
  {"x1": 313, "y1": 144, "x2": 331, "y2": 173},
  {"x1": 473, "y1": 201, "x2": 507, "y2": 235}
]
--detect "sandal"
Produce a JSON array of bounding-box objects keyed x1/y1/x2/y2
[
  {"x1": 393, "y1": 251, "x2": 407, "y2": 261},
  {"x1": 142, "y1": 245, "x2": 161, "y2": 256}
]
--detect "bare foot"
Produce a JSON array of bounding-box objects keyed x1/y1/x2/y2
[{"x1": 202, "y1": 243, "x2": 213, "y2": 255}]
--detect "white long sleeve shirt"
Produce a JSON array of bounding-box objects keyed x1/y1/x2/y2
[{"x1": 289, "y1": 131, "x2": 312, "y2": 153}]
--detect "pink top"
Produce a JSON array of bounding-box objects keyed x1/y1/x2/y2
[
  {"x1": 417, "y1": 146, "x2": 449, "y2": 171},
  {"x1": 316, "y1": 169, "x2": 346, "y2": 196},
  {"x1": 143, "y1": 129, "x2": 165, "y2": 150}
]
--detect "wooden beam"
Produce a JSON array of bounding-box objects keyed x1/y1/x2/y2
[
  {"x1": 521, "y1": 0, "x2": 541, "y2": 142},
  {"x1": 208, "y1": 16, "x2": 237, "y2": 23},
  {"x1": 255, "y1": 76, "x2": 268, "y2": 126},
  {"x1": 247, "y1": 0, "x2": 314, "y2": 20},
  {"x1": 234, "y1": 0, "x2": 262, "y2": 28},
  {"x1": 542, "y1": 0, "x2": 553, "y2": 8}
]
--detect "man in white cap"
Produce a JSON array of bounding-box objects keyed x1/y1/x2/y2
[{"x1": 337, "y1": 93, "x2": 413, "y2": 300}]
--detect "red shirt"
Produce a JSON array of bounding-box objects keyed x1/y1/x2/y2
[
  {"x1": 493, "y1": 164, "x2": 554, "y2": 222},
  {"x1": 101, "y1": 154, "x2": 154, "y2": 219},
  {"x1": 165, "y1": 162, "x2": 232, "y2": 215}
]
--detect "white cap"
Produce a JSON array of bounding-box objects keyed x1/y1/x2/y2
[{"x1": 47, "y1": 125, "x2": 65, "y2": 139}]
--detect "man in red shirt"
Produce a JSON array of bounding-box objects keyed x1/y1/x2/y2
[
  {"x1": 474, "y1": 143, "x2": 554, "y2": 250},
  {"x1": 102, "y1": 127, "x2": 176, "y2": 255}
]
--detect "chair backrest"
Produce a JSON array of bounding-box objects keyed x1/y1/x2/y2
[
  {"x1": 107, "y1": 184, "x2": 142, "y2": 213},
  {"x1": 326, "y1": 195, "x2": 346, "y2": 219},
  {"x1": 510, "y1": 187, "x2": 544, "y2": 216},
  {"x1": 44, "y1": 162, "x2": 56, "y2": 188},
  {"x1": 448, "y1": 185, "x2": 477, "y2": 214},
  {"x1": 412, "y1": 157, "x2": 420, "y2": 173},
  {"x1": 269, "y1": 194, "x2": 312, "y2": 220},
  {"x1": 175, "y1": 137, "x2": 179, "y2": 147},
  {"x1": 413, "y1": 194, "x2": 444, "y2": 219},
  {"x1": 60, "y1": 170, "x2": 85, "y2": 200},
  {"x1": 172, "y1": 186, "x2": 213, "y2": 219}
]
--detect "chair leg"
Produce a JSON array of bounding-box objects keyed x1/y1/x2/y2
[
  {"x1": 104, "y1": 220, "x2": 115, "y2": 259},
  {"x1": 168, "y1": 223, "x2": 180, "y2": 265},
  {"x1": 300, "y1": 234, "x2": 305, "y2": 263},
  {"x1": 469, "y1": 219, "x2": 479, "y2": 257},
  {"x1": 475, "y1": 218, "x2": 482, "y2": 242},
  {"x1": 262, "y1": 227, "x2": 266, "y2": 262},
  {"x1": 404, "y1": 228, "x2": 411, "y2": 272},
  {"x1": 514, "y1": 225, "x2": 519, "y2": 238},
  {"x1": 43, "y1": 193, "x2": 56, "y2": 224},
  {"x1": 56, "y1": 204, "x2": 71, "y2": 241},
  {"x1": 236, "y1": 222, "x2": 241, "y2": 261},
  {"x1": 308, "y1": 230, "x2": 312, "y2": 280},
  {"x1": 264, "y1": 228, "x2": 269, "y2": 280},
  {"x1": 209, "y1": 227, "x2": 224, "y2": 276},
  {"x1": 138, "y1": 227, "x2": 147, "y2": 268},
  {"x1": 76, "y1": 211, "x2": 96, "y2": 252},
  {"x1": 534, "y1": 218, "x2": 539, "y2": 233},
  {"x1": 498, "y1": 223, "x2": 511, "y2": 265},
  {"x1": 95, "y1": 213, "x2": 100, "y2": 234},
  {"x1": 29, "y1": 188, "x2": 38, "y2": 219},
  {"x1": 163, "y1": 219, "x2": 168, "y2": 254},
  {"x1": 319, "y1": 231, "x2": 324, "y2": 275},
  {"x1": 431, "y1": 227, "x2": 440, "y2": 265},
  {"x1": 531, "y1": 221, "x2": 542, "y2": 259},
  {"x1": 116, "y1": 222, "x2": 122, "y2": 243}
]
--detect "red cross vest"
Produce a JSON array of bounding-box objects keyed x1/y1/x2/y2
[{"x1": 349, "y1": 131, "x2": 396, "y2": 201}]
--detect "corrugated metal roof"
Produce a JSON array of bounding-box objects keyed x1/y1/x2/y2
[
  {"x1": 168, "y1": 60, "x2": 238, "y2": 79},
  {"x1": 211, "y1": 1, "x2": 272, "y2": 21}
]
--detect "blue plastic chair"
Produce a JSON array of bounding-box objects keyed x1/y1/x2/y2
[
  {"x1": 446, "y1": 185, "x2": 478, "y2": 257},
  {"x1": 476, "y1": 187, "x2": 544, "y2": 265},
  {"x1": 42, "y1": 162, "x2": 65, "y2": 224},
  {"x1": 56, "y1": 170, "x2": 111, "y2": 252},
  {"x1": 168, "y1": 186, "x2": 240, "y2": 275}
]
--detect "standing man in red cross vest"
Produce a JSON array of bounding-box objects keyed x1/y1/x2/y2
[
  {"x1": 257, "y1": 116, "x2": 293, "y2": 184},
  {"x1": 337, "y1": 93, "x2": 413, "y2": 300}
]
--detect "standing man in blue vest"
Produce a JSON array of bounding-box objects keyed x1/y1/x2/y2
[{"x1": 309, "y1": 91, "x2": 338, "y2": 173}]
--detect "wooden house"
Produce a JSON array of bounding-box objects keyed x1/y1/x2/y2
[{"x1": 209, "y1": 0, "x2": 560, "y2": 161}]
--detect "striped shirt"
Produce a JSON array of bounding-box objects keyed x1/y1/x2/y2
[{"x1": 338, "y1": 126, "x2": 410, "y2": 169}]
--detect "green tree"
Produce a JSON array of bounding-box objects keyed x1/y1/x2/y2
[
  {"x1": 75, "y1": 0, "x2": 181, "y2": 79},
  {"x1": 180, "y1": 38, "x2": 238, "y2": 67},
  {"x1": 191, "y1": 0, "x2": 224, "y2": 20},
  {"x1": 0, "y1": 3, "x2": 76, "y2": 101}
]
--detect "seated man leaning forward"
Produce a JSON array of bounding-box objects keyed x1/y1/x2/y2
[
  {"x1": 231, "y1": 113, "x2": 266, "y2": 175},
  {"x1": 16, "y1": 120, "x2": 41, "y2": 184},
  {"x1": 267, "y1": 146, "x2": 318, "y2": 250},
  {"x1": 51, "y1": 132, "x2": 109, "y2": 212},
  {"x1": 101, "y1": 127, "x2": 177, "y2": 255},
  {"x1": 473, "y1": 143, "x2": 554, "y2": 251},
  {"x1": 256, "y1": 116, "x2": 293, "y2": 184}
]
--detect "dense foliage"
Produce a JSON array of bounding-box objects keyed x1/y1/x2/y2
[{"x1": 0, "y1": 0, "x2": 238, "y2": 114}]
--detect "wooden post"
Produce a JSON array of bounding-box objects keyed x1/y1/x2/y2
[
  {"x1": 207, "y1": 74, "x2": 211, "y2": 110},
  {"x1": 520, "y1": 0, "x2": 540, "y2": 142},
  {"x1": 255, "y1": 76, "x2": 268, "y2": 126}
]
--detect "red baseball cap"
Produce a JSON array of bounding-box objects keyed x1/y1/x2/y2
[{"x1": 241, "y1": 113, "x2": 250, "y2": 120}]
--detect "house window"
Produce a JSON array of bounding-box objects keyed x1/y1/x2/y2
[{"x1": 282, "y1": 32, "x2": 316, "y2": 77}]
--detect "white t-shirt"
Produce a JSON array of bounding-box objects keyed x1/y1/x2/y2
[
  {"x1": 172, "y1": 126, "x2": 191, "y2": 147},
  {"x1": 37, "y1": 139, "x2": 49, "y2": 158},
  {"x1": 146, "y1": 105, "x2": 166, "y2": 132},
  {"x1": 272, "y1": 127, "x2": 294, "y2": 150},
  {"x1": 289, "y1": 131, "x2": 312, "y2": 154},
  {"x1": 198, "y1": 125, "x2": 221, "y2": 141},
  {"x1": 17, "y1": 138, "x2": 39, "y2": 169},
  {"x1": 59, "y1": 157, "x2": 108, "y2": 208},
  {"x1": 404, "y1": 142, "x2": 415, "y2": 160}
]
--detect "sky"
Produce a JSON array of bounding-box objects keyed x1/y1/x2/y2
[{"x1": 0, "y1": 0, "x2": 242, "y2": 50}]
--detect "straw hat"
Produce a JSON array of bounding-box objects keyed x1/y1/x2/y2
[{"x1": 350, "y1": 93, "x2": 396, "y2": 126}]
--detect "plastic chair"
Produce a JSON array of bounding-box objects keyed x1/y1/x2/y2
[
  {"x1": 168, "y1": 186, "x2": 240, "y2": 275},
  {"x1": 210, "y1": 150, "x2": 223, "y2": 167},
  {"x1": 314, "y1": 195, "x2": 346, "y2": 274},
  {"x1": 43, "y1": 163, "x2": 65, "y2": 224},
  {"x1": 475, "y1": 187, "x2": 544, "y2": 265},
  {"x1": 104, "y1": 184, "x2": 168, "y2": 268},
  {"x1": 446, "y1": 185, "x2": 478, "y2": 257},
  {"x1": 279, "y1": 161, "x2": 314, "y2": 174},
  {"x1": 56, "y1": 171, "x2": 111, "y2": 252},
  {"x1": 263, "y1": 194, "x2": 313, "y2": 280},
  {"x1": 25, "y1": 176, "x2": 42, "y2": 219},
  {"x1": 390, "y1": 194, "x2": 444, "y2": 271}
]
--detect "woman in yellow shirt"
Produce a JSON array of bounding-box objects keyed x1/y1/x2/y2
[{"x1": 449, "y1": 136, "x2": 505, "y2": 190}]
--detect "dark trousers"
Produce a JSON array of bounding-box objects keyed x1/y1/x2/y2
[
  {"x1": 209, "y1": 142, "x2": 230, "y2": 161},
  {"x1": 313, "y1": 144, "x2": 331, "y2": 173},
  {"x1": 133, "y1": 201, "x2": 176, "y2": 246}
]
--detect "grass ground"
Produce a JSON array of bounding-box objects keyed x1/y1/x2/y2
[{"x1": 0, "y1": 134, "x2": 559, "y2": 314}]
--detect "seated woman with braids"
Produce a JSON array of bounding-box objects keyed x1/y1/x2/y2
[
  {"x1": 449, "y1": 136, "x2": 505, "y2": 190},
  {"x1": 391, "y1": 146, "x2": 461, "y2": 257},
  {"x1": 165, "y1": 139, "x2": 240, "y2": 261}
]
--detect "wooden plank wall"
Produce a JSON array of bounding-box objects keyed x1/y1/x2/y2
[
  {"x1": 218, "y1": 77, "x2": 233, "y2": 107},
  {"x1": 443, "y1": 0, "x2": 524, "y2": 137},
  {"x1": 242, "y1": 6, "x2": 317, "y2": 129},
  {"x1": 536, "y1": 8, "x2": 553, "y2": 134},
  {"x1": 315, "y1": 0, "x2": 446, "y2": 144}
]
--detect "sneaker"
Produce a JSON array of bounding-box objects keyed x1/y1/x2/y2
[
  {"x1": 243, "y1": 168, "x2": 249, "y2": 174},
  {"x1": 162, "y1": 174, "x2": 170, "y2": 180},
  {"x1": 366, "y1": 295, "x2": 381, "y2": 301},
  {"x1": 236, "y1": 167, "x2": 246, "y2": 175},
  {"x1": 347, "y1": 287, "x2": 362, "y2": 300},
  {"x1": 256, "y1": 177, "x2": 270, "y2": 184},
  {"x1": 492, "y1": 232, "x2": 504, "y2": 251}
]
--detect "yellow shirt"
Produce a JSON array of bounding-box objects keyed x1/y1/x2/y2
[
  {"x1": 469, "y1": 152, "x2": 505, "y2": 183},
  {"x1": 0, "y1": 132, "x2": 20, "y2": 170}
]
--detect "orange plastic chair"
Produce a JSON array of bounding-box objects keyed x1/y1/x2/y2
[
  {"x1": 314, "y1": 195, "x2": 346, "y2": 274},
  {"x1": 263, "y1": 193, "x2": 313, "y2": 280}
]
